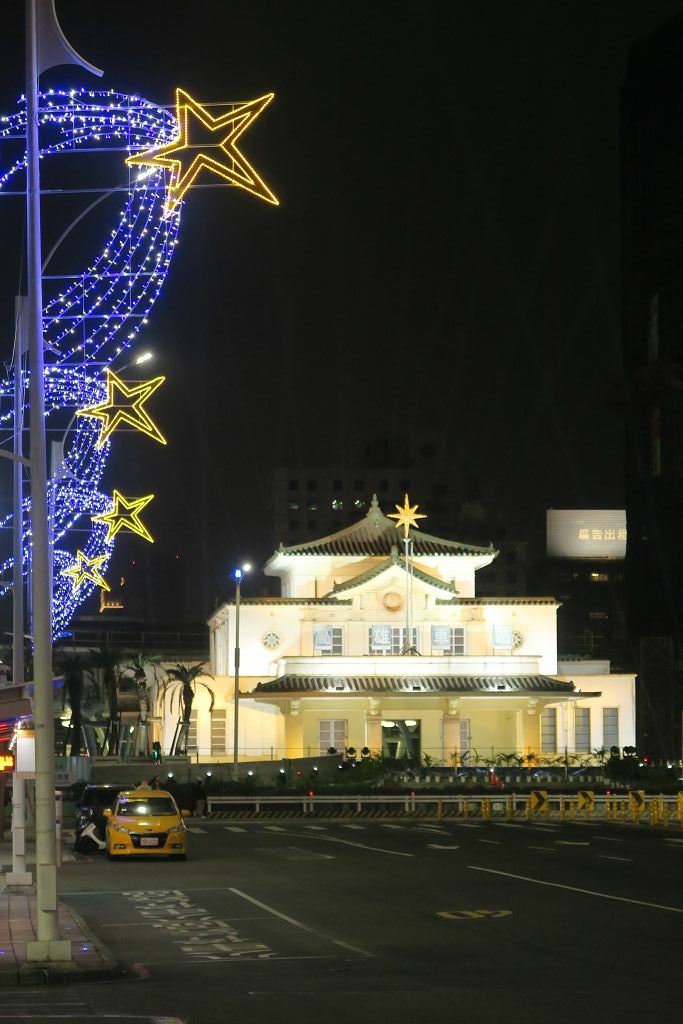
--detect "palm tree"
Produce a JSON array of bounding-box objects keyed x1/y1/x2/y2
[
  {"x1": 163, "y1": 662, "x2": 214, "y2": 756},
  {"x1": 89, "y1": 646, "x2": 125, "y2": 755},
  {"x1": 123, "y1": 651, "x2": 162, "y2": 756},
  {"x1": 55, "y1": 650, "x2": 86, "y2": 757}
]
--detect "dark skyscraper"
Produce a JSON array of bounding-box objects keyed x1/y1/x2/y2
[{"x1": 621, "y1": 13, "x2": 683, "y2": 758}]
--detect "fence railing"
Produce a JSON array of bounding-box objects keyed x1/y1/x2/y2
[{"x1": 206, "y1": 791, "x2": 683, "y2": 826}]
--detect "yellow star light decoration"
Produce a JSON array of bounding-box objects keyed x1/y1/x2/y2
[
  {"x1": 92, "y1": 490, "x2": 155, "y2": 544},
  {"x1": 388, "y1": 493, "x2": 427, "y2": 538},
  {"x1": 62, "y1": 550, "x2": 110, "y2": 593},
  {"x1": 76, "y1": 369, "x2": 166, "y2": 450},
  {"x1": 126, "y1": 88, "x2": 279, "y2": 217}
]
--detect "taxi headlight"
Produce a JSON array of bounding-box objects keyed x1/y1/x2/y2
[
  {"x1": 168, "y1": 823, "x2": 186, "y2": 835},
  {"x1": 112, "y1": 823, "x2": 131, "y2": 834}
]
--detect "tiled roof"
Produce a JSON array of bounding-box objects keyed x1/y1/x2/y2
[
  {"x1": 269, "y1": 496, "x2": 496, "y2": 560},
  {"x1": 435, "y1": 596, "x2": 559, "y2": 606},
  {"x1": 331, "y1": 555, "x2": 459, "y2": 596},
  {"x1": 253, "y1": 674, "x2": 575, "y2": 695},
  {"x1": 225, "y1": 597, "x2": 352, "y2": 606}
]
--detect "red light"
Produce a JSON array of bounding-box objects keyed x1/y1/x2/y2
[
  {"x1": 308, "y1": 790, "x2": 314, "y2": 796},
  {"x1": 295, "y1": 770, "x2": 302, "y2": 776}
]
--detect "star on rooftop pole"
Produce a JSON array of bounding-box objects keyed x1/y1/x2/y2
[
  {"x1": 62, "y1": 550, "x2": 110, "y2": 593},
  {"x1": 388, "y1": 493, "x2": 427, "y2": 538},
  {"x1": 126, "y1": 88, "x2": 279, "y2": 216},
  {"x1": 76, "y1": 369, "x2": 166, "y2": 450},
  {"x1": 92, "y1": 490, "x2": 155, "y2": 544}
]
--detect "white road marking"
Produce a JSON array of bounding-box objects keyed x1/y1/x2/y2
[
  {"x1": 492, "y1": 822, "x2": 524, "y2": 829},
  {"x1": 427, "y1": 844, "x2": 460, "y2": 850},
  {"x1": 593, "y1": 835, "x2": 622, "y2": 842},
  {"x1": 263, "y1": 826, "x2": 287, "y2": 832},
  {"x1": 187, "y1": 826, "x2": 207, "y2": 833},
  {"x1": 478, "y1": 839, "x2": 502, "y2": 845},
  {"x1": 528, "y1": 845, "x2": 555, "y2": 852},
  {"x1": 230, "y1": 887, "x2": 374, "y2": 957},
  {"x1": 663, "y1": 837, "x2": 683, "y2": 845},
  {"x1": 301, "y1": 824, "x2": 327, "y2": 830},
  {"x1": 597, "y1": 854, "x2": 632, "y2": 862},
  {"x1": 224, "y1": 826, "x2": 246, "y2": 832},
  {"x1": 454, "y1": 823, "x2": 482, "y2": 829},
  {"x1": 341, "y1": 824, "x2": 366, "y2": 830},
  {"x1": 381, "y1": 824, "x2": 405, "y2": 830},
  {"x1": 275, "y1": 830, "x2": 414, "y2": 857},
  {"x1": 468, "y1": 865, "x2": 683, "y2": 912},
  {"x1": 554, "y1": 840, "x2": 590, "y2": 846}
]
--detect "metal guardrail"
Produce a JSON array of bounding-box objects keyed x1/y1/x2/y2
[{"x1": 206, "y1": 791, "x2": 683, "y2": 826}]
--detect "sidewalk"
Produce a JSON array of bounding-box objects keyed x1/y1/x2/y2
[{"x1": 0, "y1": 832, "x2": 120, "y2": 986}]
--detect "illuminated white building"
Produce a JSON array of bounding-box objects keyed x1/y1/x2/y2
[{"x1": 183, "y1": 497, "x2": 636, "y2": 765}]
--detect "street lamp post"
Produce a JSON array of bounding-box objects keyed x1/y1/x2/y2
[{"x1": 232, "y1": 563, "x2": 251, "y2": 781}]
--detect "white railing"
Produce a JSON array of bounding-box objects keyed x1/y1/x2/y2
[{"x1": 206, "y1": 791, "x2": 683, "y2": 825}]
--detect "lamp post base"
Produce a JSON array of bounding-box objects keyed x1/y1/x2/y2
[{"x1": 26, "y1": 938, "x2": 72, "y2": 962}]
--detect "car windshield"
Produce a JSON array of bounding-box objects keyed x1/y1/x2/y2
[{"x1": 117, "y1": 797, "x2": 177, "y2": 817}]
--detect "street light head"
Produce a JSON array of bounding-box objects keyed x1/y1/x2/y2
[{"x1": 232, "y1": 562, "x2": 252, "y2": 582}]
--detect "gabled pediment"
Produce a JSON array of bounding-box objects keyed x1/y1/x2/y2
[{"x1": 325, "y1": 552, "x2": 459, "y2": 600}]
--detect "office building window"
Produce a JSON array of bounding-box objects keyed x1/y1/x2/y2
[
  {"x1": 603, "y1": 708, "x2": 619, "y2": 750},
  {"x1": 541, "y1": 708, "x2": 556, "y2": 753},
  {"x1": 575, "y1": 707, "x2": 590, "y2": 753},
  {"x1": 211, "y1": 709, "x2": 226, "y2": 755},
  {"x1": 369, "y1": 625, "x2": 417, "y2": 655},
  {"x1": 431, "y1": 625, "x2": 465, "y2": 655},
  {"x1": 459, "y1": 718, "x2": 470, "y2": 758},
  {"x1": 318, "y1": 719, "x2": 346, "y2": 755},
  {"x1": 313, "y1": 626, "x2": 343, "y2": 655}
]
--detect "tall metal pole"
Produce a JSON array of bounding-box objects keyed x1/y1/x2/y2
[
  {"x1": 12, "y1": 304, "x2": 25, "y2": 694},
  {"x1": 232, "y1": 577, "x2": 241, "y2": 781},
  {"x1": 9, "y1": 300, "x2": 32, "y2": 886},
  {"x1": 25, "y1": 0, "x2": 68, "y2": 960}
]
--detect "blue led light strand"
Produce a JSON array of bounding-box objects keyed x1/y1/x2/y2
[{"x1": 0, "y1": 90, "x2": 181, "y2": 637}]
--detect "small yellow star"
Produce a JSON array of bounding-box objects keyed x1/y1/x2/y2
[
  {"x1": 388, "y1": 493, "x2": 427, "y2": 538},
  {"x1": 127, "y1": 88, "x2": 278, "y2": 216},
  {"x1": 76, "y1": 369, "x2": 166, "y2": 450},
  {"x1": 92, "y1": 490, "x2": 155, "y2": 544},
  {"x1": 62, "y1": 550, "x2": 110, "y2": 593}
]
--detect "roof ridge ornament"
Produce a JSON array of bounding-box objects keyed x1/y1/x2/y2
[{"x1": 367, "y1": 493, "x2": 383, "y2": 523}]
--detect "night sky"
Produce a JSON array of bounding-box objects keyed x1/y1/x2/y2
[{"x1": 1, "y1": 1, "x2": 683, "y2": 626}]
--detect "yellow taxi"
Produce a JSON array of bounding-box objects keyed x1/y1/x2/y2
[{"x1": 103, "y1": 787, "x2": 189, "y2": 860}]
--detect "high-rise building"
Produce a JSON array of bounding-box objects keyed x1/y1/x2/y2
[{"x1": 621, "y1": 14, "x2": 683, "y2": 758}]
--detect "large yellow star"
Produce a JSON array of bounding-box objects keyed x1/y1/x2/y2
[
  {"x1": 62, "y1": 550, "x2": 110, "y2": 593},
  {"x1": 92, "y1": 490, "x2": 155, "y2": 544},
  {"x1": 127, "y1": 88, "x2": 278, "y2": 216},
  {"x1": 388, "y1": 494, "x2": 427, "y2": 539},
  {"x1": 76, "y1": 369, "x2": 166, "y2": 450}
]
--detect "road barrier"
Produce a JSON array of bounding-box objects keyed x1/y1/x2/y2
[{"x1": 206, "y1": 791, "x2": 683, "y2": 826}]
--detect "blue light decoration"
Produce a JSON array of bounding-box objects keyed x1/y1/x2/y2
[{"x1": 0, "y1": 89, "x2": 181, "y2": 638}]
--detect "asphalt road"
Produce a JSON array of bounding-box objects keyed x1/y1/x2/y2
[{"x1": 13, "y1": 818, "x2": 683, "y2": 1023}]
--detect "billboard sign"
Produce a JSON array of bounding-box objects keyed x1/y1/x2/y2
[{"x1": 546, "y1": 510, "x2": 627, "y2": 559}]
